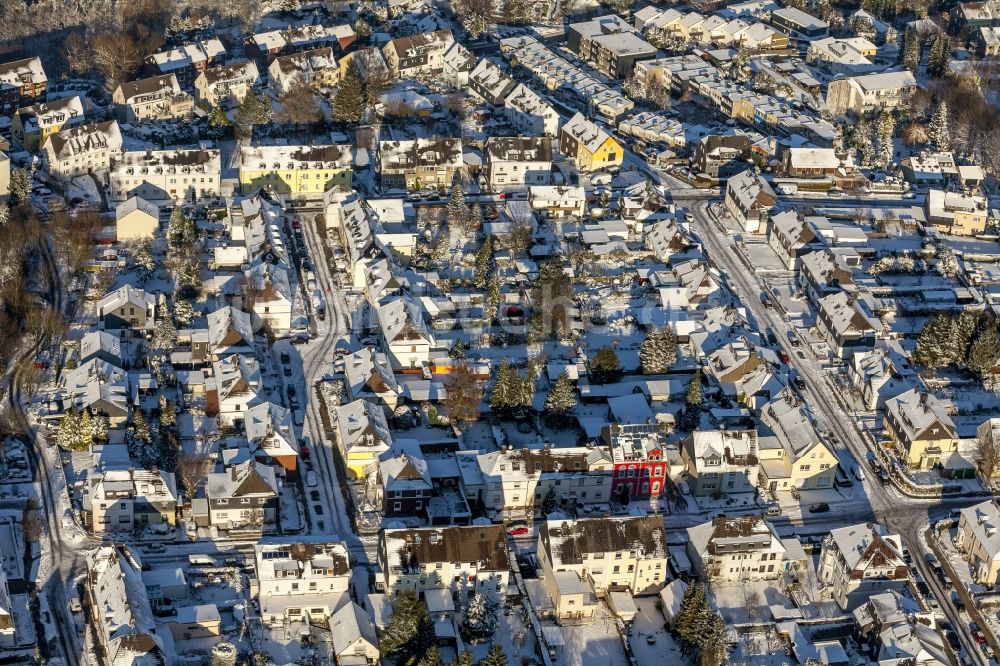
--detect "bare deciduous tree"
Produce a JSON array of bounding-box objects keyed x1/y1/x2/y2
[
  {"x1": 274, "y1": 82, "x2": 322, "y2": 126},
  {"x1": 443, "y1": 361, "x2": 483, "y2": 429},
  {"x1": 177, "y1": 453, "x2": 213, "y2": 499}
]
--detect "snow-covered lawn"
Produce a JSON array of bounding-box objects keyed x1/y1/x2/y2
[
  {"x1": 628, "y1": 597, "x2": 681, "y2": 664},
  {"x1": 556, "y1": 605, "x2": 627, "y2": 666}
]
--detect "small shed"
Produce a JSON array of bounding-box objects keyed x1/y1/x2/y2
[
  {"x1": 607, "y1": 591, "x2": 637, "y2": 622},
  {"x1": 659, "y1": 579, "x2": 688, "y2": 629}
]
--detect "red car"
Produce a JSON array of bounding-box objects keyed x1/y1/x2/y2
[
  {"x1": 778, "y1": 350, "x2": 790, "y2": 364},
  {"x1": 299, "y1": 445, "x2": 311, "y2": 460},
  {"x1": 507, "y1": 526, "x2": 530, "y2": 536},
  {"x1": 497, "y1": 192, "x2": 509, "y2": 200}
]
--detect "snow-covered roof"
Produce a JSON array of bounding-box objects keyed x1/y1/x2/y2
[
  {"x1": 149, "y1": 38, "x2": 226, "y2": 71},
  {"x1": 115, "y1": 196, "x2": 160, "y2": 221},
  {"x1": 885, "y1": 388, "x2": 956, "y2": 442},
  {"x1": 561, "y1": 112, "x2": 615, "y2": 154},
  {"x1": 540, "y1": 516, "x2": 667, "y2": 567},
  {"x1": 826, "y1": 522, "x2": 904, "y2": 573},
  {"x1": 206, "y1": 460, "x2": 279, "y2": 500},
  {"x1": 87, "y1": 546, "x2": 164, "y2": 664},
  {"x1": 335, "y1": 399, "x2": 392, "y2": 452},
  {"x1": 329, "y1": 602, "x2": 377, "y2": 656},
  {"x1": 207, "y1": 306, "x2": 254, "y2": 355},
  {"x1": 378, "y1": 440, "x2": 432, "y2": 492}
]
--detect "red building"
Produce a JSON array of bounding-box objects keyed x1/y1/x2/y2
[{"x1": 602, "y1": 423, "x2": 670, "y2": 500}]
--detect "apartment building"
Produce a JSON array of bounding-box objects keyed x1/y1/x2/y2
[
  {"x1": 194, "y1": 60, "x2": 260, "y2": 108},
  {"x1": 335, "y1": 398, "x2": 392, "y2": 479},
  {"x1": 504, "y1": 83, "x2": 561, "y2": 138},
  {"x1": 96, "y1": 285, "x2": 157, "y2": 331},
  {"x1": 0, "y1": 56, "x2": 47, "y2": 115},
  {"x1": 41, "y1": 120, "x2": 123, "y2": 180},
  {"x1": 567, "y1": 14, "x2": 657, "y2": 78},
  {"x1": 537, "y1": 516, "x2": 667, "y2": 624},
  {"x1": 113, "y1": 74, "x2": 194, "y2": 124},
  {"x1": 268, "y1": 48, "x2": 339, "y2": 96},
  {"x1": 724, "y1": 169, "x2": 777, "y2": 233},
  {"x1": 382, "y1": 29, "x2": 455, "y2": 77},
  {"x1": 807, "y1": 37, "x2": 878, "y2": 75},
  {"x1": 768, "y1": 7, "x2": 829, "y2": 40},
  {"x1": 203, "y1": 460, "x2": 280, "y2": 531},
  {"x1": 484, "y1": 136, "x2": 553, "y2": 189},
  {"x1": 468, "y1": 58, "x2": 516, "y2": 105},
  {"x1": 144, "y1": 38, "x2": 226, "y2": 87},
  {"x1": 925, "y1": 189, "x2": 989, "y2": 237},
  {"x1": 529, "y1": 185, "x2": 587, "y2": 218},
  {"x1": 814, "y1": 291, "x2": 882, "y2": 357},
  {"x1": 12, "y1": 95, "x2": 85, "y2": 152},
  {"x1": 758, "y1": 388, "x2": 839, "y2": 493},
  {"x1": 818, "y1": 523, "x2": 907, "y2": 610},
  {"x1": 377, "y1": 525, "x2": 510, "y2": 599},
  {"x1": 109, "y1": 149, "x2": 222, "y2": 204},
  {"x1": 603, "y1": 422, "x2": 673, "y2": 499},
  {"x1": 239, "y1": 144, "x2": 352, "y2": 199},
  {"x1": 84, "y1": 467, "x2": 178, "y2": 533},
  {"x1": 377, "y1": 138, "x2": 463, "y2": 191},
  {"x1": 826, "y1": 70, "x2": 917, "y2": 117},
  {"x1": 687, "y1": 514, "x2": 802, "y2": 581},
  {"x1": 850, "y1": 341, "x2": 919, "y2": 411},
  {"x1": 459, "y1": 445, "x2": 613, "y2": 518},
  {"x1": 252, "y1": 541, "x2": 351, "y2": 626},
  {"x1": 87, "y1": 546, "x2": 167, "y2": 666},
  {"x1": 682, "y1": 429, "x2": 760, "y2": 496}
]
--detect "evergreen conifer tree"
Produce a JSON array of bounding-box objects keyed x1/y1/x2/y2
[
  {"x1": 332, "y1": 70, "x2": 365, "y2": 123},
  {"x1": 929, "y1": 99, "x2": 951, "y2": 151},
  {"x1": 544, "y1": 371, "x2": 577, "y2": 420}
]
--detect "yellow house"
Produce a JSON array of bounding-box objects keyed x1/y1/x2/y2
[
  {"x1": 559, "y1": 112, "x2": 624, "y2": 173},
  {"x1": 758, "y1": 389, "x2": 839, "y2": 492},
  {"x1": 239, "y1": 144, "x2": 352, "y2": 199},
  {"x1": 166, "y1": 605, "x2": 222, "y2": 642},
  {"x1": 115, "y1": 196, "x2": 160, "y2": 242},
  {"x1": 12, "y1": 95, "x2": 85, "y2": 152},
  {"x1": 925, "y1": 189, "x2": 988, "y2": 237},
  {"x1": 884, "y1": 389, "x2": 958, "y2": 469},
  {"x1": 335, "y1": 398, "x2": 391, "y2": 479}
]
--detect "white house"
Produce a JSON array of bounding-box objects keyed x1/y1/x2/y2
[
  {"x1": 818, "y1": 523, "x2": 907, "y2": 610},
  {"x1": 377, "y1": 525, "x2": 510, "y2": 599},
  {"x1": 253, "y1": 541, "x2": 351, "y2": 627},
  {"x1": 724, "y1": 169, "x2": 776, "y2": 233},
  {"x1": 109, "y1": 148, "x2": 222, "y2": 204},
  {"x1": 504, "y1": 83, "x2": 561, "y2": 138},
  {"x1": 484, "y1": 136, "x2": 553, "y2": 189},
  {"x1": 41, "y1": 119, "x2": 122, "y2": 180},
  {"x1": 687, "y1": 514, "x2": 804, "y2": 582},
  {"x1": 87, "y1": 546, "x2": 167, "y2": 666}
]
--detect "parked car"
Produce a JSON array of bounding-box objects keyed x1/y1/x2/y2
[
  {"x1": 299, "y1": 445, "x2": 311, "y2": 460},
  {"x1": 280, "y1": 352, "x2": 290, "y2": 364},
  {"x1": 808, "y1": 503, "x2": 830, "y2": 513},
  {"x1": 306, "y1": 471, "x2": 318, "y2": 488},
  {"x1": 786, "y1": 330, "x2": 800, "y2": 346},
  {"x1": 916, "y1": 581, "x2": 930, "y2": 597},
  {"x1": 507, "y1": 526, "x2": 530, "y2": 536},
  {"x1": 945, "y1": 631, "x2": 960, "y2": 651},
  {"x1": 779, "y1": 350, "x2": 790, "y2": 364},
  {"x1": 766, "y1": 329, "x2": 778, "y2": 345}
]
